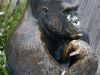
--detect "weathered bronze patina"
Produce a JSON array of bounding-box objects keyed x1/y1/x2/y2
[{"x1": 6, "y1": 0, "x2": 98, "y2": 75}]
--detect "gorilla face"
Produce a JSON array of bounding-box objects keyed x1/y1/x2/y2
[
  {"x1": 31, "y1": 0, "x2": 83, "y2": 39},
  {"x1": 30, "y1": 0, "x2": 89, "y2": 63}
]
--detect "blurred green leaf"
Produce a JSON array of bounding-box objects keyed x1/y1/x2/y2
[{"x1": 0, "y1": 0, "x2": 27, "y2": 75}]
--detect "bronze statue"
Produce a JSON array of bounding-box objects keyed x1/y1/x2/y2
[{"x1": 6, "y1": 0, "x2": 98, "y2": 75}]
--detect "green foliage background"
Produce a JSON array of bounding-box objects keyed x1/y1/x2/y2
[{"x1": 0, "y1": 0, "x2": 27, "y2": 75}]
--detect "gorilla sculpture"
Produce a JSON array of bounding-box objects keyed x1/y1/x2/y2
[{"x1": 6, "y1": 0, "x2": 98, "y2": 75}]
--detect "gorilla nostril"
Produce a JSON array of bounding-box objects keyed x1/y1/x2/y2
[
  {"x1": 66, "y1": 15, "x2": 71, "y2": 21},
  {"x1": 72, "y1": 16, "x2": 79, "y2": 23}
]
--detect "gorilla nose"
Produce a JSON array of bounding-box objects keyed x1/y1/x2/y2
[
  {"x1": 66, "y1": 15, "x2": 80, "y2": 27},
  {"x1": 65, "y1": 12, "x2": 83, "y2": 38}
]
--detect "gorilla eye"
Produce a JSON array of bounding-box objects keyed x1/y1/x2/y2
[
  {"x1": 62, "y1": 6, "x2": 79, "y2": 14},
  {"x1": 42, "y1": 6, "x2": 48, "y2": 13},
  {"x1": 63, "y1": 9, "x2": 70, "y2": 14}
]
